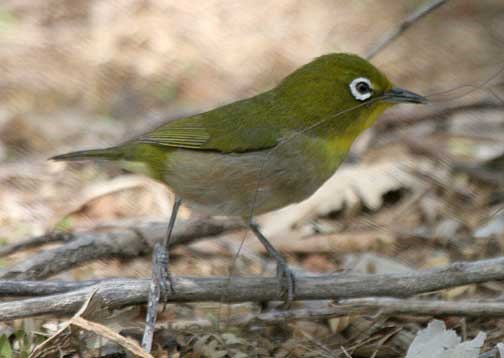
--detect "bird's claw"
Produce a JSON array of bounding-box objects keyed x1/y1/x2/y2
[
  {"x1": 158, "y1": 263, "x2": 176, "y2": 296},
  {"x1": 276, "y1": 260, "x2": 295, "y2": 304},
  {"x1": 153, "y1": 244, "x2": 176, "y2": 310}
]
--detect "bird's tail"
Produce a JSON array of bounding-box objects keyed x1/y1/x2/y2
[{"x1": 50, "y1": 147, "x2": 123, "y2": 161}]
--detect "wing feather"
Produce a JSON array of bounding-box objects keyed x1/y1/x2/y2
[
  {"x1": 134, "y1": 91, "x2": 281, "y2": 153},
  {"x1": 136, "y1": 120, "x2": 210, "y2": 149}
]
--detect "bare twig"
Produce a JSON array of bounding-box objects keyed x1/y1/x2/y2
[
  {"x1": 404, "y1": 137, "x2": 504, "y2": 185},
  {"x1": 0, "y1": 218, "x2": 240, "y2": 280},
  {"x1": 141, "y1": 243, "x2": 165, "y2": 352},
  {"x1": 29, "y1": 289, "x2": 99, "y2": 358},
  {"x1": 152, "y1": 297, "x2": 504, "y2": 330},
  {"x1": 0, "y1": 229, "x2": 145, "y2": 281},
  {"x1": 0, "y1": 279, "x2": 100, "y2": 296},
  {"x1": 30, "y1": 289, "x2": 152, "y2": 358},
  {"x1": 3, "y1": 256, "x2": 504, "y2": 320},
  {"x1": 71, "y1": 316, "x2": 153, "y2": 358},
  {"x1": 366, "y1": 0, "x2": 448, "y2": 59},
  {"x1": 337, "y1": 297, "x2": 504, "y2": 317},
  {"x1": 376, "y1": 102, "x2": 504, "y2": 132},
  {"x1": 0, "y1": 232, "x2": 74, "y2": 258}
]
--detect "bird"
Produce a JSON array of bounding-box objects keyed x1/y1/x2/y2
[{"x1": 51, "y1": 53, "x2": 427, "y2": 301}]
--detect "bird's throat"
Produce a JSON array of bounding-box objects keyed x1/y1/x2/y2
[{"x1": 325, "y1": 102, "x2": 390, "y2": 160}]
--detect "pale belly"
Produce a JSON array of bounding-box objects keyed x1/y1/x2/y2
[{"x1": 162, "y1": 135, "x2": 345, "y2": 217}]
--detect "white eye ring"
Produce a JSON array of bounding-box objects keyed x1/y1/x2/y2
[{"x1": 349, "y1": 77, "x2": 373, "y2": 101}]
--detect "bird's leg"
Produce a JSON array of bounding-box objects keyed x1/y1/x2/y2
[
  {"x1": 158, "y1": 196, "x2": 182, "y2": 297},
  {"x1": 249, "y1": 221, "x2": 295, "y2": 302},
  {"x1": 142, "y1": 197, "x2": 182, "y2": 351}
]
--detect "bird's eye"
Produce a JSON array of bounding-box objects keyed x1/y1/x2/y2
[
  {"x1": 356, "y1": 81, "x2": 370, "y2": 94},
  {"x1": 349, "y1": 77, "x2": 373, "y2": 101}
]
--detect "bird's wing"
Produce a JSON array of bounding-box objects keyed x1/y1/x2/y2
[
  {"x1": 135, "y1": 94, "x2": 282, "y2": 153},
  {"x1": 135, "y1": 116, "x2": 212, "y2": 150}
]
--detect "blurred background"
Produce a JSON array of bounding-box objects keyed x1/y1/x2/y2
[{"x1": 1, "y1": 0, "x2": 504, "y2": 356}]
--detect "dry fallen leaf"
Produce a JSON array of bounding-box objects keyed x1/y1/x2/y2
[
  {"x1": 345, "y1": 253, "x2": 414, "y2": 274},
  {"x1": 54, "y1": 174, "x2": 174, "y2": 223},
  {"x1": 406, "y1": 320, "x2": 486, "y2": 358},
  {"x1": 30, "y1": 289, "x2": 152, "y2": 358},
  {"x1": 259, "y1": 159, "x2": 430, "y2": 237},
  {"x1": 262, "y1": 230, "x2": 396, "y2": 255}
]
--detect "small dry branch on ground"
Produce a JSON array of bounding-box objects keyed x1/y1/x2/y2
[{"x1": 2, "y1": 256, "x2": 504, "y2": 321}]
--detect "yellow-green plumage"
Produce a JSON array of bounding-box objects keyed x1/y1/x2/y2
[{"x1": 52, "y1": 53, "x2": 425, "y2": 217}]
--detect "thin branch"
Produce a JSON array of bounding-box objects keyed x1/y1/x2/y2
[
  {"x1": 0, "y1": 279, "x2": 101, "y2": 296},
  {"x1": 2, "y1": 256, "x2": 504, "y2": 320},
  {"x1": 78, "y1": 300, "x2": 504, "y2": 357},
  {"x1": 376, "y1": 102, "x2": 504, "y2": 132},
  {"x1": 118, "y1": 296, "x2": 504, "y2": 331},
  {"x1": 30, "y1": 289, "x2": 153, "y2": 358},
  {"x1": 0, "y1": 232, "x2": 74, "y2": 258},
  {"x1": 366, "y1": 0, "x2": 448, "y2": 59},
  {"x1": 337, "y1": 297, "x2": 504, "y2": 317},
  {"x1": 141, "y1": 243, "x2": 165, "y2": 352},
  {"x1": 0, "y1": 218, "x2": 241, "y2": 280},
  {"x1": 0, "y1": 229, "x2": 145, "y2": 281},
  {"x1": 404, "y1": 137, "x2": 504, "y2": 186}
]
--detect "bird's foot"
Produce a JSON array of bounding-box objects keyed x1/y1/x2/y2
[
  {"x1": 153, "y1": 243, "x2": 176, "y2": 308},
  {"x1": 275, "y1": 258, "x2": 295, "y2": 304},
  {"x1": 248, "y1": 221, "x2": 295, "y2": 304}
]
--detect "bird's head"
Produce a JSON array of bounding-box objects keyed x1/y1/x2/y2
[{"x1": 275, "y1": 53, "x2": 427, "y2": 134}]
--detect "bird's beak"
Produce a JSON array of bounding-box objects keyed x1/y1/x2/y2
[{"x1": 384, "y1": 87, "x2": 428, "y2": 104}]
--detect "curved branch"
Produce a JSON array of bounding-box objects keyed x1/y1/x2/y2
[{"x1": 0, "y1": 218, "x2": 241, "y2": 280}]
